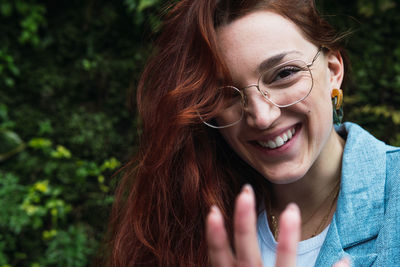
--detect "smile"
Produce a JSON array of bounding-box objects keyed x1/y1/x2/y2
[{"x1": 256, "y1": 127, "x2": 296, "y2": 149}]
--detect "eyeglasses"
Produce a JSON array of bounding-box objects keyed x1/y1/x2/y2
[{"x1": 200, "y1": 48, "x2": 322, "y2": 129}]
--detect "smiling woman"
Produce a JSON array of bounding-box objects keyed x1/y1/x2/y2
[
  {"x1": 215, "y1": 11, "x2": 344, "y2": 186},
  {"x1": 104, "y1": 0, "x2": 400, "y2": 266}
]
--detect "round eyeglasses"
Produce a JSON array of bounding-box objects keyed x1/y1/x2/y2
[{"x1": 199, "y1": 48, "x2": 322, "y2": 129}]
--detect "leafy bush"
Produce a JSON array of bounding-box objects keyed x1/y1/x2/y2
[
  {"x1": 0, "y1": 0, "x2": 162, "y2": 265},
  {"x1": 320, "y1": 0, "x2": 400, "y2": 145}
]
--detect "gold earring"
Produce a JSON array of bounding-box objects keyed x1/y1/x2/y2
[
  {"x1": 331, "y1": 88, "x2": 343, "y2": 125},
  {"x1": 331, "y1": 88, "x2": 343, "y2": 110}
]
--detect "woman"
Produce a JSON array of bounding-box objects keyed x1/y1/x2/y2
[{"x1": 105, "y1": 0, "x2": 400, "y2": 266}]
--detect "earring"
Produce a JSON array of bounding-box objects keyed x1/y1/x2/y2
[{"x1": 331, "y1": 88, "x2": 343, "y2": 125}]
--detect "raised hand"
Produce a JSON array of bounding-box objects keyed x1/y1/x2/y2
[{"x1": 206, "y1": 185, "x2": 350, "y2": 267}]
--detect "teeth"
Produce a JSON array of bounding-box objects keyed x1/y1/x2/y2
[
  {"x1": 287, "y1": 130, "x2": 292, "y2": 139},
  {"x1": 282, "y1": 133, "x2": 288, "y2": 142},
  {"x1": 257, "y1": 127, "x2": 296, "y2": 149},
  {"x1": 258, "y1": 141, "x2": 268, "y2": 147},
  {"x1": 275, "y1": 136, "x2": 284, "y2": 147},
  {"x1": 268, "y1": 140, "x2": 277, "y2": 149}
]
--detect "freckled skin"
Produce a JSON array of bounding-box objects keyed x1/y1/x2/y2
[{"x1": 216, "y1": 11, "x2": 344, "y2": 184}]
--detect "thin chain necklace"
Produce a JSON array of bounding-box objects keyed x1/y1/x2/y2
[{"x1": 267, "y1": 180, "x2": 340, "y2": 240}]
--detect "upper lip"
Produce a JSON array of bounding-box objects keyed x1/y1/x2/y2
[{"x1": 249, "y1": 123, "x2": 299, "y2": 142}]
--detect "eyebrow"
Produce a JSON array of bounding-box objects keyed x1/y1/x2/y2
[{"x1": 257, "y1": 50, "x2": 303, "y2": 73}]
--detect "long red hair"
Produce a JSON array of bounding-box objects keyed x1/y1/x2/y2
[{"x1": 104, "y1": 0, "x2": 348, "y2": 266}]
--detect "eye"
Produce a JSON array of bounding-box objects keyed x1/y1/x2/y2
[
  {"x1": 260, "y1": 61, "x2": 308, "y2": 89},
  {"x1": 274, "y1": 66, "x2": 301, "y2": 81}
]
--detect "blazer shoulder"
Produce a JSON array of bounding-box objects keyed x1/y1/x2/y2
[
  {"x1": 386, "y1": 146, "x2": 400, "y2": 176},
  {"x1": 372, "y1": 146, "x2": 400, "y2": 266},
  {"x1": 386, "y1": 146, "x2": 400, "y2": 155}
]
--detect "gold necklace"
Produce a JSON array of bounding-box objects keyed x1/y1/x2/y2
[
  {"x1": 267, "y1": 180, "x2": 340, "y2": 240},
  {"x1": 310, "y1": 184, "x2": 339, "y2": 237}
]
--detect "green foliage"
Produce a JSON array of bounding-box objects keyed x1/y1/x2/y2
[
  {"x1": 0, "y1": 0, "x2": 399, "y2": 266},
  {"x1": 357, "y1": 0, "x2": 396, "y2": 17},
  {"x1": 124, "y1": 0, "x2": 163, "y2": 29},
  {"x1": 0, "y1": 0, "x2": 163, "y2": 266},
  {"x1": 0, "y1": 132, "x2": 119, "y2": 265},
  {"x1": 319, "y1": 0, "x2": 400, "y2": 145}
]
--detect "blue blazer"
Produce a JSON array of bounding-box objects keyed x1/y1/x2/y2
[{"x1": 315, "y1": 122, "x2": 400, "y2": 266}]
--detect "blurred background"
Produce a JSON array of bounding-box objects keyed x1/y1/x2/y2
[{"x1": 1, "y1": 0, "x2": 399, "y2": 266}]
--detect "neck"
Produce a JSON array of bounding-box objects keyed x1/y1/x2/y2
[{"x1": 269, "y1": 128, "x2": 345, "y2": 240}]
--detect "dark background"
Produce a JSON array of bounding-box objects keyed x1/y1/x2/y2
[{"x1": 1, "y1": 0, "x2": 399, "y2": 266}]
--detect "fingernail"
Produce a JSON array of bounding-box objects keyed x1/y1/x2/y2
[
  {"x1": 210, "y1": 205, "x2": 221, "y2": 216},
  {"x1": 287, "y1": 202, "x2": 299, "y2": 213},
  {"x1": 242, "y1": 184, "x2": 254, "y2": 195},
  {"x1": 208, "y1": 205, "x2": 223, "y2": 227},
  {"x1": 341, "y1": 257, "x2": 350, "y2": 264}
]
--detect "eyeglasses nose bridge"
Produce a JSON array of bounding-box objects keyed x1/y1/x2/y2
[{"x1": 242, "y1": 84, "x2": 271, "y2": 107}]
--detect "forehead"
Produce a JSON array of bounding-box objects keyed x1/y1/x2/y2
[{"x1": 216, "y1": 11, "x2": 315, "y2": 79}]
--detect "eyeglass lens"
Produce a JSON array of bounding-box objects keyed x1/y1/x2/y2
[{"x1": 200, "y1": 59, "x2": 313, "y2": 129}]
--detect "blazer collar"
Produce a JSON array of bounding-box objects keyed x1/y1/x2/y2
[{"x1": 316, "y1": 122, "x2": 386, "y2": 264}]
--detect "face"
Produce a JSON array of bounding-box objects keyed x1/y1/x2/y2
[{"x1": 216, "y1": 11, "x2": 343, "y2": 184}]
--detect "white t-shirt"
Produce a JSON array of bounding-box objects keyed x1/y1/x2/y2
[{"x1": 257, "y1": 209, "x2": 330, "y2": 267}]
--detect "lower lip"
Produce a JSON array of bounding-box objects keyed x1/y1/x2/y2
[{"x1": 251, "y1": 124, "x2": 301, "y2": 156}]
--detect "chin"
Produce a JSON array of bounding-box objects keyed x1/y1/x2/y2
[
  {"x1": 267, "y1": 175, "x2": 303, "y2": 185},
  {"x1": 259, "y1": 166, "x2": 308, "y2": 185}
]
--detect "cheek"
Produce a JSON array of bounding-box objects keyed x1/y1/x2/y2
[
  {"x1": 219, "y1": 127, "x2": 240, "y2": 148},
  {"x1": 219, "y1": 125, "x2": 251, "y2": 160},
  {"x1": 298, "y1": 82, "x2": 333, "y2": 139},
  {"x1": 308, "y1": 79, "x2": 332, "y2": 119}
]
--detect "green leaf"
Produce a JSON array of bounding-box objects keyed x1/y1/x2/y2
[
  {"x1": 138, "y1": 0, "x2": 159, "y2": 12},
  {"x1": 0, "y1": 2, "x2": 12, "y2": 17},
  {"x1": 50, "y1": 145, "x2": 72, "y2": 159},
  {"x1": 28, "y1": 138, "x2": 52, "y2": 149},
  {"x1": 4, "y1": 77, "x2": 14, "y2": 87},
  {"x1": 0, "y1": 130, "x2": 25, "y2": 161}
]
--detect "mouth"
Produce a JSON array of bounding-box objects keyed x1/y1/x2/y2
[{"x1": 254, "y1": 124, "x2": 299, "y2": 150}]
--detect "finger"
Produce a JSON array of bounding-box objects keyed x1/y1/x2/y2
[
  {"x1": 332, "y1": 257, "x2": 350, "y2": 267},
  {"x1": 275, "y1": 203, "x2": 301, "y2": 267},
  {"x1": 206, "y1": 205, "x2": 235, "y2": 267},
  {"x1": 234, "y1": 184, "x2": 263, "y2": 266}
]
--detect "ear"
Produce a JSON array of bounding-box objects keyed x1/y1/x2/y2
[{"x1": 326, "y1": 50, "x2": 344, "y2": 91}]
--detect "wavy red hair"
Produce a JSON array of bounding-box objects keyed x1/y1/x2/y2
[{"x1": 103, "y1": 0, "x2": 349, "y2": 266}]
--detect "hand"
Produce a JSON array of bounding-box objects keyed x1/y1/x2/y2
[{"x1": 206, "y1": 184, "x2": 350, "y2": 267}]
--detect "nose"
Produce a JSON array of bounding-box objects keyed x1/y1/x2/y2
[{"x1": 243, "y1": 87, "x2": 281, "y2": 129}]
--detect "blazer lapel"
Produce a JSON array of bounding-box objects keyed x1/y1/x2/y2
[
  {"x1": 314, "y1": 216, "x2": 349, "y2": 266},
  {"x1": 315, "y1": 123, "x2": 386, "y2": 266}
]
